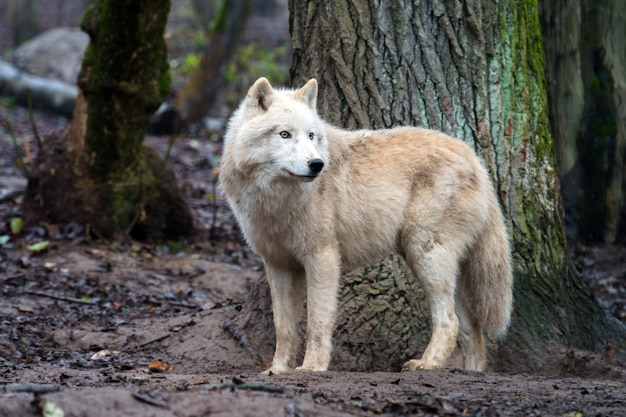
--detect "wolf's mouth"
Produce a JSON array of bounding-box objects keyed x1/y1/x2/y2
[{"x1": 283, "y1": 169, "x2": 319, "y2": 182}]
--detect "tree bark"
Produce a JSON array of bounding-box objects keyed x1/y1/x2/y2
[
  {"x1": 540, "y1": 0, "x2": 626, "y2": 243},
  {"x1": 22, "y1": 0, "x2": 194, "y2": 240},
  {"x1": 237, "y1": 0, "x2": 626, "y2": 373}
]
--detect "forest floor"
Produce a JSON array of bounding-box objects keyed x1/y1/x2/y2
[
  {"x1": 2, "y1": 1, "x2": 626, "y2": 416},
  {"x1": 1, "y1": 102, "x2": 626, "y2": 417}
]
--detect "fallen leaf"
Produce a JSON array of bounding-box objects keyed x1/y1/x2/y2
[
  {"x1": 27, "y1": 241, "x2": 50, "y2": 253},
  {"x1": 41, "y1": 401, "x2": 64, "y2": 417},
  {"x1": 149, "y1": 360, "x2": 172, "y2": 372},
  {"x1": 10, "y1": 217, "x2": 23, "y2": 235}
]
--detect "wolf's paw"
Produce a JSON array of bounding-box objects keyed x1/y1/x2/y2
[
  {"x1": 294, "y1": 365, "x2": 326, "y2": 372},
  {"x1": 401, "y1": 358, "x2": 442, "y2": 371},
  {"x1": 261, "y1": 365, "x2": 292, "y2": 375}
]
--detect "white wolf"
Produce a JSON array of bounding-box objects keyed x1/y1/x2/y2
[{"x1": 219, "y1": 77, "x2": 513, "y2": 374}]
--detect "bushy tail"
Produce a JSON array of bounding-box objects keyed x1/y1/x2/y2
[{"x1": 461, "y1": 198, "x2": 513, "y2": 340}]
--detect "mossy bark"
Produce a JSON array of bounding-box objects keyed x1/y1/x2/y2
[
  {"x1": 235, "y1": 0, "x2": 626, "y2": 372},
  {"x1": 23, "y1": 0, "x2": 193, "y2": 240},
  {"x1": 541, "y1": 0, "x2": 626, "y2": 243}
]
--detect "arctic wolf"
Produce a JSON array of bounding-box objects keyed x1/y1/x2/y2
[{"x1": 219, "y1": 77, "x2": 513, "y2": 374}]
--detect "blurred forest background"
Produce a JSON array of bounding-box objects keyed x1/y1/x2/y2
[{"x1": 1, "y1": 0, "x2": 625, "y2": 246}]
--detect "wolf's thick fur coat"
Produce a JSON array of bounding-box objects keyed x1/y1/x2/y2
[{"x1": 219, "y1": 77, "x2": 513, "y2": 373}]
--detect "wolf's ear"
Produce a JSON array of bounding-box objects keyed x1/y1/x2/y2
[
  {"x1": 246, "y1": 77, "x2": 274, "y2": 112},
  {"x1": 298, "y1": 79, "x2": 318, "y2": 110}
]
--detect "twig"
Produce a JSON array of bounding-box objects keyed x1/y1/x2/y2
[
  {"x1": 22, "y1": 134, "x2": 32, "y2": 164},
  {"x1": 137, "y1": 333, "x2": 171, "y2": 348},
  {"x1": 167, "y1": 300, "x2": 199, "y2": 309},
  {"x1": 1, "y1": 108, "x2": 30, "y2": 176},
  {"x1": 26, "y1": 88, "x2": 44, "y2": 154},
  {"x1": 89, "y1": 228, "x2": 124, "y2": 254},
  {"x1": 218, "y1": 377, "x2": 284, "y2": 394},
  {"x1": 132, "y1": 390, "x2": 168, "y2": 407},
  {"x1": 1, "y1": 272, "x2": 26, "y2": 281},
  {"x1": 223, "y1": 319, "x2": 258, "y2": 360},
  {"x1": 24, "y1": 290, "x2": 97, "y2": 305},
  {"x1": 4, "y1": 382, "x2": 60, "y2": 393},
  {"x1": 163, "y1": 132, "x2": 180, "y2": 164},
  {"x1": 209, "y1": 171, "x2": 219, "y2": 239}
]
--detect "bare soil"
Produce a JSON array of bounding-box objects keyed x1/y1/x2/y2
[
  {"x1": 1, "y1": 2, "x2": 626, "y2": 416},
  {"x1": 1, "y1": 108, "x2": 625, "y2": 416}
]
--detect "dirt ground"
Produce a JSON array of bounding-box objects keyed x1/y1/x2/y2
[
  {"x1": 1, "y1": 109, "x2": 625, "y2": 417},
  {"x1": 2, "y1": 2, "x2": 626, "y2": 416},
  {"x1": 0, "y1": 217, "x2": 625, "y2": 417}
]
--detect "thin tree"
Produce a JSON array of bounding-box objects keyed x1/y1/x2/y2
[
  {"x1": 176, "y1": 0, "x2": 253, "y2": 124},
  {"x1": 23, "y1": 0, "x2": 194, "y2": 240}
]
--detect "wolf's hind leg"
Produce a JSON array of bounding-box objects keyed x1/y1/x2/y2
[
  {"x1": 264, "y1": 265, "x2": 306, "y2": 374},
  {"x1": 455, "y1": 290, "x2": 486, "y2": 371},
  {"x1": 402, "y1": 241, "x2": 460, "y2": 370}
]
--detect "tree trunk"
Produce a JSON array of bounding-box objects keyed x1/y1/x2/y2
[
  {"x1": 237, "y1": 0, "x2": 626, "y2": 373},
  {"x1": 22, "y1": 0, "x2": 194, "y2": 240},
  {"x1": 175, "y1": 0, "x2": 253, "y2": 124},
  {"x1": 540, "y1": 0, "x2": 626, "y2": 243},
  {"x1": 10, "y1": 0, "x2": 39, "y2": 45}
]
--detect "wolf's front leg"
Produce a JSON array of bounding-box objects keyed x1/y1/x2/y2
[
  {"x1": 297, "y1": 245, "x2": 341, "y2": 372},
  {"x1": 264, "y1": 264, "x2": 306, "y2": 374}
]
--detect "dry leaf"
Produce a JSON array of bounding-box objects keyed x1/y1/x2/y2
[{"x1": 149, "y1": 360, "x2": 172, "y2": 372}]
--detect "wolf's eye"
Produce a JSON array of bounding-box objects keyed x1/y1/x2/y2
[
  {"x1": 279, "y1": 131, "x2": 291, "y2": 139},
  {"x1": 308, "y1": 132, "x2": 315, "y2": 140}
]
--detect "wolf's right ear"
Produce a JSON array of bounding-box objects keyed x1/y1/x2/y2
[{"x1": 246, "y1": 77, "x2": 274, "y2": 113}]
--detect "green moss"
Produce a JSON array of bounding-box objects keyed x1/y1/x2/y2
[
  {"x1": 76, "y1": 0, "x2": 188, "y2": 239},
  {"x1": 209, "y1": 0, "x2": 230, "y2": 34}
]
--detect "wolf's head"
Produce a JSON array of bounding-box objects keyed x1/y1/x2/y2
[{"x1": 223, "y1": 77, "x2": 329, "y2": 184}]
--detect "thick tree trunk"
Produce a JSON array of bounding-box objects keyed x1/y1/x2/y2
[
  {"x1": 22, "y1": 0, "x2": 194, "y2": 240},
  {"x1": 237, "y1": 0, "x2": 626, "y2": 373},
  {"x1": 540, "y1": 0, "x2": 626, "y2": 243}
]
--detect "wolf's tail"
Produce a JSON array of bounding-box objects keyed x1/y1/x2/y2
[{"x1": 461, "y1": 196, "x2": 513, "y2": 339}]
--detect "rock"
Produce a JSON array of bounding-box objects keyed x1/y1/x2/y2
[
  {"x1": 148, "y1": 102, "x2": 186, "y2": 135},
  {"x1": 13, "y1": 27, "x2": 88, "y2": 84}
]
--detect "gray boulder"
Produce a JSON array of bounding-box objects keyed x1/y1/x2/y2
[{"x1": 13, "y1": 27, "x2": 88, "y2": 84}]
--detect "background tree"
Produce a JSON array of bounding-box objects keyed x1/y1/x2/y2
[
  {"x1": 238, "y1": 0, "x2": 626, "y2": 372},
  {"x1": 175, "y1": 0, "x2": 253, "y2": 124},
  {"x1": 540, "y1": 0, "x2": 626, "y2": 243},
  {"x1": 10, "y1": 0, "x2": 39, "y2": 45},
  {"x1": 22, "y1": 0, "x2": 193, "y2": 240}
]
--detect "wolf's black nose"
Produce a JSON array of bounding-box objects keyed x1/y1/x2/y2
[{"x1": 308, "y1": 158, "x2": 324, "y2": 174}]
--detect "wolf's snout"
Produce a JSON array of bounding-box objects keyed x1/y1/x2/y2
[{"x1": 308, "y1": 158, "x2": 324, "y2": 174}]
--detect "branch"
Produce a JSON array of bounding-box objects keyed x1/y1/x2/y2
[
  {"x1": 0, "y1": 59, "x2": 77, "y2": 116},
  {"x1": 24, "y1": 289, "x2": 97, "y2": 305}
]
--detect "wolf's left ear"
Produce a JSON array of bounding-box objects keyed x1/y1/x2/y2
[
  {"x1": 247, "y1": 77, "x2": 274, "y2": 113},
  {"x1": 298, "y1": 79, "x2": 318, "y2": 110}
]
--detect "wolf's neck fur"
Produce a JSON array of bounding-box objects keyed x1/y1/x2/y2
[{"x1": 228, "y1": 169, "x2": 317, "y2": 234}]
